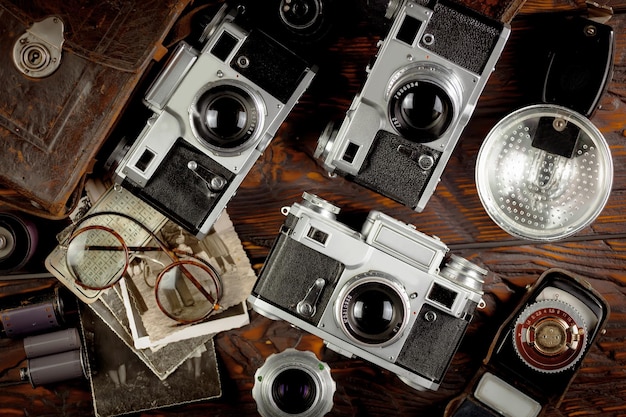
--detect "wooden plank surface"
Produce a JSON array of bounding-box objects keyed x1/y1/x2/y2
[{"x1": 1, "y1": 0, "x2": 626, "y2": 416}]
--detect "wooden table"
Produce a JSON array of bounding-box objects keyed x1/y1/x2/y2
[{"x1": 1, "y1": 0, "x2": 625, "y2": 415}]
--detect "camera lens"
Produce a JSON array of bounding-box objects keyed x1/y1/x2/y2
[
  {"x1": 253, "y1": 349, "x2": 336, "y2": 417},
  {"x1": 190, "y1": 83, "x2": 260, "y2": 152},
  {"x1": 389, "y1": 80, "x2": 453, "y2": 141},
  {"x1": 279, "y1": 0, "x2": 322, "y2": 31},
  {"x1": 337, "y1": 273, "x2": 409, "y2": 346},
  {"x1": 272, "y1": 368, "x2": 317, "y2": 413}
]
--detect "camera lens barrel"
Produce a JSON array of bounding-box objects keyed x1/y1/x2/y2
[
  {"x1": 190, "y1": 82, "x2": 262, "y2": 153},
  {"x1": 0, "y1": 212, "x2": 38, "y2": 274},
  {"x1": 439, "y1": 255, "x2": 487, "y2": 293},
  {"x1": 386, "y1": 63, "x2": 463, "y2": 142},
  {"x1": 301, "y1": 192, "x2": 341, "y2": 219},
  {"x1": 279, "y1": 0, "x2": 323, "y2": 31},
  {"x1": 253, "y1": 348, "x2": 336, "y2": 417},
  {"x1": 335, "y1": 272, "x2": 411, "y2": 347}
]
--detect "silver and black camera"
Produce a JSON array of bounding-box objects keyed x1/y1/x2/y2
[
  {"x1": 315, "y1": 0, "x2": 510, "y2": 212},
  {"x1": 114, "y1": 3, "x2": 316, "y2": 238},
  {"x1": 248, "y1": 192, "x2": 488, "y2": 391}
]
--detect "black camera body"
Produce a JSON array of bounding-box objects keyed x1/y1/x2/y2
[
  {"x1": 315, "y1": 0, "x2": 510, "y2": 212},
  {"x1": 114, "y1": 3, "x2": 316, "y2": 238},
  {"x1": 248, "y1": 192, "x2": 488, "y2": 391},
  {"x1": 445, "y1": 269, "x2": 609, "y2": 417}
]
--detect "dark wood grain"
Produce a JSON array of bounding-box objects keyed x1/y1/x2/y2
[{"x1": 1, "y1": 0, "x2": 626, "y2": 416}]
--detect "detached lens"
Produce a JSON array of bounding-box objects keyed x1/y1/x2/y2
[{"x1": 253, "y1": 349, "x2": 336, "y2": 417}]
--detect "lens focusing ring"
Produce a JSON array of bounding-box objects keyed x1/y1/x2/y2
[
  {"x1": 335, "y1": 272, "x2": 410, "y2": 347},
  {"x1": 439, "y1": 255, "x2": 487, "y2": 293},
  {"x1": 301, "y1": 192, "x2": 341, "y2": 219},
  {"x1": 189, "y1": 81, "x2": 264, "y2": 155},
  {"x1": 253, "y1": 349, "x2": 336, "y2": 417},
  {"x1": 386, "y1": 63, "x2": 462, "y2": 142}
]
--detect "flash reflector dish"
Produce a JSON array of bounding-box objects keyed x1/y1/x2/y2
[{"x1": 475, "y1": 104, "x2": 613, "y2": 241}]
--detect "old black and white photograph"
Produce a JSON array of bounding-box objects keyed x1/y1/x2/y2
[{"x1": 81, "y1": 307, "x2": 221, "y2": 417}]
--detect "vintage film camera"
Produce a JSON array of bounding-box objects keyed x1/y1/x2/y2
[
  {"x1": 248, "y1": 192, "x2": 488, "y2": 391},
  {"x1": 114, "y1": 3, "x2": 316, "y2": 238},
  {"x1": 444, "y1": 269, "x2": 609, "y2": 417},
  {"x1": 315, "y1": 0, "x2": 510, "y2": 212}
]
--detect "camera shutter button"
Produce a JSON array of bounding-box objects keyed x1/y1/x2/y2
[{"x1": 418, "y1": 154, "x2": 435, "y2": 171}]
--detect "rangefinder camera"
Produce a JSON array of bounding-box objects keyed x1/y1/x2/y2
[
  {"x1": 114, "y1": 3, "x2": 316, "y2": 238},
  {"x1": 444, "y1": 269, "x2": 609, "y2": 417},
  {"x1": 248, "y1": 192, "x2": 488, "y2": 391},
  {"x1": 315, "y1": 0, "x2": 510, "y2": 212}
]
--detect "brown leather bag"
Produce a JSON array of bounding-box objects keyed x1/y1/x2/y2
[{"x1": 0, "y1": 0, "x2": 191, "y2": 218}]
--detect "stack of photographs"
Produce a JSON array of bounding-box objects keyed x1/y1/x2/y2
[{"x1": 45, "y1": 185, "x2": 258, "y2": 416}]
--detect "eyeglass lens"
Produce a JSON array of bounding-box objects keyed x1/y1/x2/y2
[
  {"x1": 156, "y1": 260, "x2": 220, "y2": 323},
  {"x1": 66, "y1": 227, "x2": 128, "y2": 290},
  {"x1": 66, "y1": 223, "x2": 221, "y2": 323}
]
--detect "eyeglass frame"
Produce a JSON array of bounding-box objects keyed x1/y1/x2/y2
[{"x1": 61, "y1": 211, "x2": 223, "y2": 324}]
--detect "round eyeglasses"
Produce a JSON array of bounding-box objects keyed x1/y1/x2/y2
[{"x1": 62, "y1": 211, "x2": 222, "y2": 324}]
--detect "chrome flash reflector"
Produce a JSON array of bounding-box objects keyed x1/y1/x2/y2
[{"x1": 475, "y1": 104, "x2": 613, "y2": 241}]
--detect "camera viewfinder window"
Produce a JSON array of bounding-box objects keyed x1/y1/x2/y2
[
  {"x1": 136, "y1": 149, "x2": 155, "y2": 172},
  {"x1": 211, "y1": 31, "x2": 238, "y2": 62},
  {"x1": 396, "y1": 15, "x2": 422, "y2": 46},
  {"x1": 427, "y1": 283, "x2": 457, "y2": 309},
  {"x1": 307, "y1": 227, "x2": 329, "y2": 245},
  {"x1": 342, "y1": 142, "x2": 360, "y2": 163}
]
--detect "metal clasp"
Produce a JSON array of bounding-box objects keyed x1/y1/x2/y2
[{"x1": 13, "y1": 16, "x2": 65, "y2": 78}]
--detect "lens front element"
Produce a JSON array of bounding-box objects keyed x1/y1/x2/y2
[
  {"x1": 279, "y1": 0, "x2": 322, "y2": 30},
  {"x1": 386, "y1": 63, "x2": 462, "y2": 143},
  {"x1": 272, "y1": 368, "x2": 317, "y2": 414},
  {"x1": 390, "y1": 80, "x2": 453, "y2": 141},
  {"x1": 190, "y1": 83, "x2": 261, "y2": 152},
  {"x1": 337, "y1": 272, "x2": 410, "y2": 346}
]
